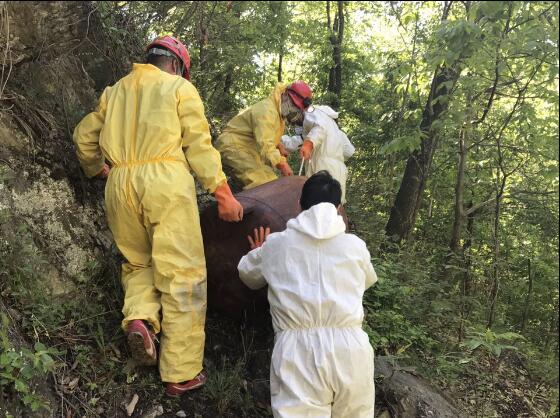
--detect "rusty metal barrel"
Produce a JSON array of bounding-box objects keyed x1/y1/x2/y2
[
  {"x1": 200, "y1": 176, "x2": 307, "y2": 320},
  {"x1": 201, "y1": 175, "x2": 348, "y2": 321}
]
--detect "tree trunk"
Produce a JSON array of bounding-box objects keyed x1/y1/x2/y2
[
  {"x1": 520, "y1": 259, "x2": 533, "y2": 332},
  {"x1": 334, "y1": 0, "x2": 343, "y2": 98},
  {"x1": 449, "y1": 127, "x2": 467, "y2": 253},
  {"x1": 545, "y1": 297, "x2": 559, "y2": 354},
  {"x1": 444, "y1": 122, "x2": 467, "y2": 288},
  {"x1": 213, "y1": 64, "x2": 234, "y2": 116},
  {"x1": 458, "y1": 200, "x2": 475, "y2": 342},
  {"x1": 385, "y1": 66, "x2": 460, "y2": 241},
  {"x1": 276, "y1": 1, "x2": 287, "y2": 82},
  {"x1": 327, "y1": 1, "x2": 344, "y2": 106},
  {"x1": 197, "y1": 2, "x2": 208, "y2": 99},
  {"x1": 385, "y1": 2, "x2": 462, "y2": 242},
  {"x1": 487, "y1": 174, "x2": 506, "y2": 328},
  {"x1": 485, "y1": 62, "x2": 537, "y2": 327},
  {"x1": 223, "y1": 66, "x2": 234, "y2": 95},
  {"x1": 277, "y1": 47, "x2": 283, "y2": 82}
]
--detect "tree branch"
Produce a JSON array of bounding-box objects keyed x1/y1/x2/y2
[
  {"x1": 464, "y1": 196, "x2": 497, "y2": 216},
  {"x1": 471, "y1": 3, "x2": 513, "y2": 125},
  {"x1": 506, "y1": 2, "x2": 557, "y2": 34},
  {"x1": 174, "y1": 2, "x2": 200, "y2": 35}
]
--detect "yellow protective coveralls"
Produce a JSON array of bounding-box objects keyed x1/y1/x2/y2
[
  {"x1": 216, "y1": 84, "x2": 287, "y2": 189},
  {"x1": 73, "y1": 63, "x2": 226, "y2": 383}
]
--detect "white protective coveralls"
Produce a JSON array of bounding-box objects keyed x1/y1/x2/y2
[
  {"x1": 294, "y1": 105, "x2": 355, "y2": 203},
  {"x1": 238, "y1": 202, "x2": 377, "y2": 418}
]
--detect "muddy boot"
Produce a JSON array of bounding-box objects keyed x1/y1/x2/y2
[
  {"x1": 165, "y1": 371, "x2": 208, "y2": 397},
  {"x1": 126, "y1": 319, "x2": 157, "y2": 366}
]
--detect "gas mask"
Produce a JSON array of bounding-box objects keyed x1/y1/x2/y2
[{"x1": 281, "y1": 94, "x2": 303, "y2": 125}]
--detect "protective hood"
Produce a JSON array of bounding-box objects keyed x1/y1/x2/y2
[
  {"x1": 269, "y1": 83, "x2": 287, "y2": 115},
  {"x1": 314, "y1": 105, "x2": 338, "y2": 119},
  {"x1": 287, "y1": 202, "x2": 345, "y2": 239}
]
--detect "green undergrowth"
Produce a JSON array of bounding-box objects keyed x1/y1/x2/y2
[
  {"x1": 0, "y1": 167, "x2": 557, "y2": 416},
  {"x1": 0, "y1": 210, "x2": 271, "y2": 417},
  {"x1": 355, "y1": 219, "x2": 559, "y2": 417}
]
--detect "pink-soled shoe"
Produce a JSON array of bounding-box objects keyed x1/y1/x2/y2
[
  {"x1": 165, "y1": 371, "x2": 208, "y2": 397},
  {"x1": 126, "y1": 320, "x2": 157, "y2": 366}
]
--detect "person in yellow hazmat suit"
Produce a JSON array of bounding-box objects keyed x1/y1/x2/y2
[
  {"x1": 216, "y1": 81, "x2": 313, "y2": 189},
  {"x1": 73, "y1": 35, "x2": 244, "y2": 397}
]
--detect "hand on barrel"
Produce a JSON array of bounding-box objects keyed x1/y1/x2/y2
[
  {"x1": 214, "y1": 181, "x2": 244, "y2": 222},
  {"x1": 248, "y1": 226, "x2": 270, "y2": 250}
]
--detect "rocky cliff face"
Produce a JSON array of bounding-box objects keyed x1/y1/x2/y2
[
  {"x1": 0, "y1": 1, "x2": 117, "y2": 291},
  {"x1": 0, "y1": 3, "x2": 122, "y2": 415}
]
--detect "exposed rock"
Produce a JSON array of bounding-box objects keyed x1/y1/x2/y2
[
  {"x1": 125, "y1": 393, "x2": 139, "y2": 417},
  {"x1": 0, "y1": 1, "x2": 118, "y2": 296},
  {"x1": 375, "y1": 356, "x2": 463, "y2": 418},
  {"x1": 0, "y1": 3, "x2": 122, "y2": 413},
  {"x1": 140, "y1": 405, "x2": 164, "y2": 418}
]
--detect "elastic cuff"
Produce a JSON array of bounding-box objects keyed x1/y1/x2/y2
[
  {"x1": 85, "y1": 161, "x2": 106, "y2": 178},
  {"x1": 207, "y1": 173, "x2": 228, "y2": 194},
  {"x1": 161, "y1": 367, "x2": 203, "y2": 384},
  {"x1": 122, "y1": 317, "x2": 161, "y2": 334},
  {"x1": 271, "y1": 155, "x2": 286, "y2": 167},
  {"x1": 210, "y1": 179, "x2": 228, "y2": 195},
  {"x1": 305, "y1": 137, "x2": 318, "y2": 147}
]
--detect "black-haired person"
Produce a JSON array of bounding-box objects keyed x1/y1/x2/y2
[{"x1": 237, "y1": 171, "x2": 377, "y2": 417}]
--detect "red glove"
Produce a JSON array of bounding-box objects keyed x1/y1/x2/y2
[
  {"x1": 214, "y1": 182, "x2": 243, "y2": 222},
  {"x1": 276, "y1": 161, "x2": 293, "y2": 177},
  {"x1": 96, "y1": 163, "x2": 111, "y2": 178},
  {"x1": 299, "y1": 140, "x2": 314, "y2": 160}
]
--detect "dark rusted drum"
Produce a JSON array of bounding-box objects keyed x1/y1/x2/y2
[
  {"x1": 201, "y1": 176, "x2": 306, "y2": 320},
  {"x1": 201, "y1": 176, "x2": 347, "y2": 321}
]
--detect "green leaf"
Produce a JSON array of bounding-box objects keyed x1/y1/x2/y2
[
  {"x1": 463, "y1": 339, "x2": 483, "y2": 350},
  {"x1": 33, "y1": 342, "x2": 46, "y2": 352},
  {"x1": 493, "y1": 345, "x2": 502, "y2": 357},
  {"x1": 496, "y1": 332, "x2": 524, "y2": 341},
  {"x1": 14, "y1": 379, "x2": 29, "y2": 393}
]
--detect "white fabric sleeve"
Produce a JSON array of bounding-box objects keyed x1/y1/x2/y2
[
  {"x1": 341, "y1": 131, "x2": 355, "y2": 160},
  {"x1": 238, "y1": 247, "x2": 267, "y2": 290},
  {"x1": 306, "y1": 124, "x2": 327, "y2": 147},
  {"x1": 365, "y1": 261, "x2": 378, "y2": 290},
  {"x1": 362, "y1": 246, "x2": 378, "y2": 290},
  {"x1": 281, "y1": 135, "x2": 303, "y2": 153}
]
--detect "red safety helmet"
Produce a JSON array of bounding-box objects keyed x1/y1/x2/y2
[
  {"x1": 146, "y1": 35, "x2": 191, "y2": 80},
  {"x1": 286, "y1": 81, "x2": 313, "y2": 111}
]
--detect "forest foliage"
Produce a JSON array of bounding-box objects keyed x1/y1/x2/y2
[
  {"x1": 100, "y1": 0, "x2": 559, "y2": 357},
  {"x1": 97, "y1": 1, "x2": 559, "y2": 414},
  {"x1": 1, "y1": 1, "x2": 558, "y2": 417}
]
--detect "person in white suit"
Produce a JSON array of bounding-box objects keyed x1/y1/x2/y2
[
  {"x1": 238, "y1": 171, "x2": 377, "y2": 418},
  {"x1": 280, "y1": 105, "x2": 355, "y2": 203}
]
